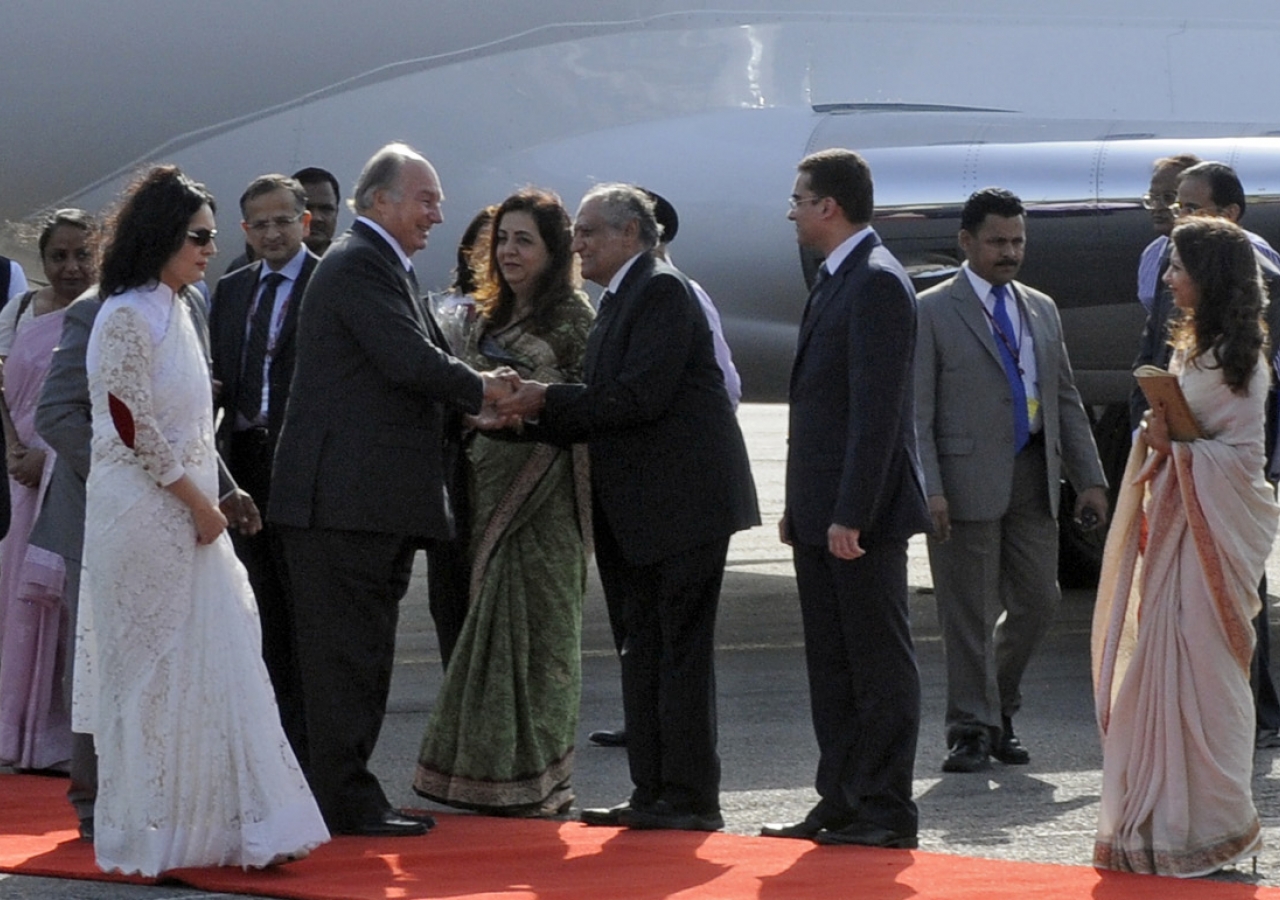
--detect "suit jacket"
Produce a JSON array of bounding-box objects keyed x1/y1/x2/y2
[
  {"x1": 30, "y1": 287, "x2": 232, "y2": 561},
  {"x1": 209, "y1": 250, "x2": 319, "y2": 452},
  {"x1": 915, "y1": 271, "x2": 1106, "y2": 522},
  {"x1": 268, "y1": 221, "x2": 483, "y2": 539},
  {"x1": 785, "y1": 231, "x2": 930, "y2": 547},
  {"x1": 539, "y1": 253, "x2": 759, "y2": 566}
]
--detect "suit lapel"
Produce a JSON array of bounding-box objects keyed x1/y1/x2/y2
[
  {"x1": 793, "y1": 234, "x2": 877, "y2": 364},
  {"x1": 585, "y1": 253, "x2": 652, "y2": 381},
  {"x1": 351, "y1": 220, "x2": 442, "y2": 347},
  {"x1": 227, "y1": 261, "x2": 261, "y2": 367},
  {"x1": 1019, "y1": 284, "x2": 1057, "y2": 388},
  {"x1": 951, "y1": 274, "x2": 1006, "y2": 371},
  {"x1": 270, "y1": 253, "x2": 316, "y2": 362}
]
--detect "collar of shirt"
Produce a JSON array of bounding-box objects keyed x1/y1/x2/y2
[
  {"x1": 604, "y1": 251, "x2": 648, "y2": 296},
  {"x1": 962, "y1": 262, "x2": 1042, "y2": 416},
  {"x1": 820, "y1": 225, "x2": 874, "y2": 277},
  {"x1": 357, "y1": 216, "x2": 414, "y2": 273},
  {"x1": 259, "y1": 246, "x2": 308, "y2": 287},
  {"x1": 962, "y1": 262, "x2": 1003, "y2": 310}
]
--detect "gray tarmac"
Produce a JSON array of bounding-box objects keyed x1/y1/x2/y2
[{"x1": 4, "y1": 402, "x2": 1280, "y2": 898}]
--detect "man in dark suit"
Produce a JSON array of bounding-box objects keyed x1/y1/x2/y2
[
  {"x1": 493, "y1": 183, "x2": 759, "y2": 832},
  {"x1": 758, "y1": 149, "x2": 930, "y2": 850},
  {"x1": 916, "y1": 188, "x2": 1108, "y2": 775},
  {"x1": 269, "y1": 143, "x2": 513, "y2": 837},
  {"x1": 209, "y1": 174, "x2": 318, "y2": 758},
  {"x1": 292, "y1": 166, "x2": 342, "y2": 256}
]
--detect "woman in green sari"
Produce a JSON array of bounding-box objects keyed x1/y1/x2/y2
[{"x1": 414, "y1": 188, "x2": 594, "y2": 816}]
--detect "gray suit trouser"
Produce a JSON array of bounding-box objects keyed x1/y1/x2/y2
[
  {"x1": 62, "y1": 559, "x2": 97, "y2": 822},
  {"x1": 928, "y1": 441, "x2": 1060, "y2": 746}
]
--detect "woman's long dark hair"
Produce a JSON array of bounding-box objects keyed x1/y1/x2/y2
[
  {"x1": 474, "y1": 187, "x2": 579, "y2": 332},
  {"x1": 450, "y1": 205, "x2": 496, "y2": 295},
  {"x1": 1169, "y1": 217, "x2": 1266, "y2": 395},
  {"x1": 99, "y1": 165, "x2": 215, "y2": 297}
]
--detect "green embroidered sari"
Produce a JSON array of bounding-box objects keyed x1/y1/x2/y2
[{"x1": 414, "y1": 292, "x2": 594, "y2": 815}]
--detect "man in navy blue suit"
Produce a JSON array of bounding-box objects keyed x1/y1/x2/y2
[
  {"x1": 209, "y1": 173, "x2": 319, "y2": 760},
  {"x1": 762, "y1": 149, "x2": 931, "y2": 849}
]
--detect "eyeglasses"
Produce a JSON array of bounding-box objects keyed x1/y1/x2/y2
[
  {"x1": 1170, "y1": 201, "x2": 1214, "y2": 219},
  {"x1": 788, "y1": 195, "x2": 825, "y2": 210},
  {"x1": 245, "y1": 213, "x2": 303, "y2": 233},
  {"x1": 186, "y1": 228, "x2": 217, "y2": 246},
  {"x1": 1141, "y1": 191, "x2": 1178, "y2": 210}
]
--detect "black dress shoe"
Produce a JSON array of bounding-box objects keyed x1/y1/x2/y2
[
  {"x1": 992, "y1": 717, "x2": 1030, "y2": 765},
  {"x1": 342, "y1": 810, "x2": 430, "y2": 837},
  {"x1": 760, "y1": 820, "x2": 823, "y2": 840},
  {"x1": 815, "y1": 822, "x2": 917, "y2": 849},
  {"x1": 397, "y1": 808, "x2": 437, "y2": 829},
  {"x1": 941, "y1": 735, "x2": 990, "y2": 773},
  {"x1": 580, "y1": 802, "x2": 635, "y2": 826},
  {"x1": 625, "y1": 801, "x2": 724, "y2": 832},
  {"x1": 588, "y1": 729, "x2": 627, "y2": 748}
]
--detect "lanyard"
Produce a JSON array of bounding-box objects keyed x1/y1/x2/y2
[{"x1": 980, "y1": 292, "x2": 1026, "y2": 377}]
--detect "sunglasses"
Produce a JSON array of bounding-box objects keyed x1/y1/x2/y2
[{"x1": 186, "y1": 228, "x2": 217, "y2": 246}]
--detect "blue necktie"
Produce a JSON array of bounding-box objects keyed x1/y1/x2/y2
[{"x1": 991, "y1": 285, "x2": 1029, "y2": 454}]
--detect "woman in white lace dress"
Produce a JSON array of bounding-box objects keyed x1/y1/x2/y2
[{"x1": 73, "y1": 166, "x2": 328, "y2": 876}]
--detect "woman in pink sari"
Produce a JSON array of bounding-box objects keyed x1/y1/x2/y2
[
  {"x1": 0, "y1": 209, "x2": 96, "y2": 771},
  {"x1": 1093, "y1": 216, "x2": 1280, "y2": 877}
]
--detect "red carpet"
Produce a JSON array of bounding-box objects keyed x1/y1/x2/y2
[{"x1": 2, "y1": 775, "x2": 1277, "y2": 899}]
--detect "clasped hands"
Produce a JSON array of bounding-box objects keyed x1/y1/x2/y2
[{"x1": 471, "y1": 368, "x2": 549, "y2": 431}]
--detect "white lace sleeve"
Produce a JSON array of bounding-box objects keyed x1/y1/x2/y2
[{"x1": 97, "y1": 305, "x2": 185, "y2": 486}]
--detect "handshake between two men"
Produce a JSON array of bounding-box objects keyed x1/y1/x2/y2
[{"x1": 473, "y1": 368, "x2": 551, "y2": 432}]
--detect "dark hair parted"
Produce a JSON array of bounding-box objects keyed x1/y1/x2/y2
[
  {"x1": 1169, "y1": 217, "x2": 1265, "y2": 395},
  {"x1": 99, "y1": 165, "x2": 215, "y2": 297},
  {"x1": 451, "y1": 205, "x2": 497, "y2": 295},
  {"x1": 960, "y1": 187, "x2": 1025, "y2": 234},
  {"x1": 38, "y1": 208, "x2": 95, "y2": 257},
  {"x1": 474, "y1": 187, "x2": 581, "y2": 333},
  {"x1": 291, "y1": 166, "x2": 341, "y2": 201},
  {"x1": 239, "y1": 174, "x2": 306, "y2": 217},
  {"x1": 796, "y1": 149, "x2": 874, "y2": 225},
  {"x1": 1179, "y1": 161, "x2": 1247, "y2": 218}
]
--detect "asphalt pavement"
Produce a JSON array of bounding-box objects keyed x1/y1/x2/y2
[{"x1": 4, "y1": 403, "x2": 1280, "y2": 898}]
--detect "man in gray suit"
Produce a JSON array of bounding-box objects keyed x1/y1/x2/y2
[{"x1": 915, "y1": 188, "x2": 1108, "y2": 774}]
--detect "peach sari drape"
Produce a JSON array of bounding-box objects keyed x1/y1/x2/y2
[{"x1": 1093, "y1": 350, "x2": 1279, "y2": 877}]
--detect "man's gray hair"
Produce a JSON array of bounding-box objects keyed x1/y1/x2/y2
[
  {"x1": 351, "y1": 142, "x2": 424, "y2": 213},
  {"x1": 581, "y1": 182, "x2": 662, "y2": 248}
]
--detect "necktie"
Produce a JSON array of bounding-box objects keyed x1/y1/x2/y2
[
  {"x1": 800, "y1": 265, "x2": 830, "y2": 326},
  {"x1": 407, "y1": 266, "x2": 421, "y2": 299},
  {"x1": 991, "y1": 285, "x2": 1030, "y2": 454},
  {"x1": 239, "y1": 272, "x2": 285, "y2": 423}
]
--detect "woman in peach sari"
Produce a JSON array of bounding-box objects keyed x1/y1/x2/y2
[{"x1": 1093, "y1": 217, "x2": 1280, "y2": 877}]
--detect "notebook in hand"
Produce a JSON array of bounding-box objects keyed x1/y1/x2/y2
[{"x1": 1134, "y1": 364, "x2": 1204, "y2": 441}]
